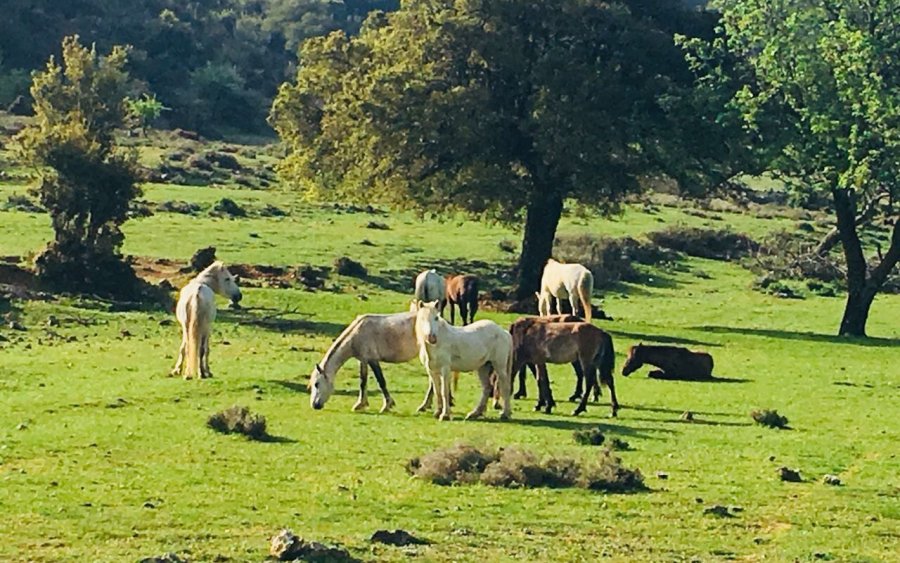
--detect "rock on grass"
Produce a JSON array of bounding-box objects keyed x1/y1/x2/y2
[
  {"x1": 269, "y1": 529, "x2": 358, "y2": 562},
  {"x1": 778, "y1": 466, "x2": 802, "y2": 482},
  {"x1": 206, "y1": 405, "x2": 268, "y2": 440},
  {"x1": 333, "y1": 256, "x2": 367, "y2": 278},
  {"x1": 370, "y1": 529, "x2": 428, "y2": 546}
]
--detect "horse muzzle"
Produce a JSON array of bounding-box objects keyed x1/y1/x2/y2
[
  {"x1": 232, "y1": 291, "x2": 243, "y2": 303},
  {"x1": 427, "y1": 334, "x2": 438, "y2": 345},
  {"x1": 312, "y1": 399, "x2": 323, "y2": 410}
]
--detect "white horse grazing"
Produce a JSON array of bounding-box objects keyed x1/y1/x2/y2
[
  {"x1": 414, "y1": 269, "x2": 446, "y2": 315},
  {"x1": 538, "y1": 258, "x2": 594, "y2": 321},
  {"x1": 309, "y1": 312, "x2": 418, "y2": 413},
  {"x1": 414, "y1": 300, "x2": 513, "y2": 421},
  {"x1": 171, "y1": 261, "x2": 242, "y2": 379}
]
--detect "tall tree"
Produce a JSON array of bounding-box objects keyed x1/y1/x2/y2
[
  {"x1": 688, "y1": 0, "x2": 900, "y2": 336},
  {"x1": 272, "y1": 0, "x2": 714, "y2": 298},
  {"x1": 15, "y1": 36, "x2": 143, "y2": 297}
]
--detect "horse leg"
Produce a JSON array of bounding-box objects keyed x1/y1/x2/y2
[
  {"x1": 429, "y1": 370, "x2": 445, "y2": 419},
  {"x1": 417, "y1": 378, "x2": 434, "y2": 413},
  {"x1": 469, "y1": 297, "x2": 478, "y2": 324},
  {"x1": 602, "y1": 371, "x2": 620, "y2": 418},
  {"x1": 369, "y1": 361, "x2": 395, "y2": 413},
  {"x1": 170, "y1": 332, "x2": 186, "y2": 377},
  {"x1": 200, "y1": 334, "x2": 212, "y2": 378},
  {"x1": 569, "y1": 367, "x2": 583, "y2": 402},
  {"x1": 496, "y1": 361, "x2": 512, "y2": 421},
  {"x1": 514, "y1": 365, "x2": 528, "y2": 399},
  {"x1": 459, "y1": 301, "x2": 468, "y2": 326},
  {"x1": 439, "y1": 367, "x2": 453, "y2": 421},
  {"x1": 537, "y1": 364, "x2": 555, "y2": 414},
  {"x1": 352, "y1": 362, "x2": 370, "y2": 411},
  {"x1": 466, "y1": 365, "x2": 492, "y2": 420},
  {"x1": 555, "y1": 295, "x2": 564, "y2": 316},
  {"x1": 533, "y1": 365, "x2": 545, "y2": 411},
  {"x1": 570, "y1": 294, "x2": 580, "y2": 318},
  {"x1": 573, "y1": 364, "x2": 596, "y2": 416},
  {"x1": 449, "y1": 301, "x2": 456, "y2": 326}
]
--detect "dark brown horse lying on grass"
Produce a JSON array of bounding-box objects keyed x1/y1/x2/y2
[
  {"x1": 445, "y1": 274, "x2": 479, "y2": 325},
  {"x1": 512, "y1": 315, "x2": 600, "y2": 403},
  {"x1": 622, "y1": 344, "x2": 714, "y2": 380},
  {"x1": 510, "y1": 317, "x2": 619, "y2": 417}
]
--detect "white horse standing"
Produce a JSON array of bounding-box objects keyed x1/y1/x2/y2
[
  {"x1": 309, "y1": 312, "x2": 418, "y2": 413},
  {"x1": 537, "y1": 258, "x2": 594, "y2": 321},
  {"x1": 414, "y1": 301, "x2": 513, "y2": 421},
  {"x1": 171, "y1": 261, "x2": 242, "y2": 379},
  {"x1": 414, "y1": 269, "x2": 446, "y2": 315}
]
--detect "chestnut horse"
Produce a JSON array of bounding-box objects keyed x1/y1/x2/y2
[
  {"x1": 510, "y1": 317, "x2": 619, "y2": 417},
  {"x1": 622, "y1": 344, "x2": 714, "y2": 380},
  {"x1": 445, "y1": 274, "x2": 479, "y2": 325}
]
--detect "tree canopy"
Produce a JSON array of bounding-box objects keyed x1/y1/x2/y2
[
  {"x1": 272, "y1": 0, "x2": 720, "y2": 298},
  {"x1": 687, "y1": 0, "x2": 900, "y2": 336}
]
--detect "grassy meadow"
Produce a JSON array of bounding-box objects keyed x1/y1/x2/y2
[{"x1": 0, "y1": 130, "x2": 898, "y2": 562}]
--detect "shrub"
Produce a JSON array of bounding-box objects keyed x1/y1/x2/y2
[
  {"x1": 14, "y1": 36, "x2": 144, "y2": 298},
  {"x1": 647, "y1": 227, "x2": 759, "y2": 260},
  {"x1": 4, "y1": 194, "x2": 43, "y2": 213},
  {"x1": 211, "y1": 198, "x2": 247, "y2": 217},
  {"x1": 334, "y1": 256, "x2": 367, "y2": 278},
  {"x1": 554, "y1": 234, "x2": 677, "y2": 287},
  {"x1": 751, "y1": 409, "x2": 789, "y2": 429},
  {"x1": 406, "y1": 443, "x2": 645, "y2": 492},
  {"x1": 573, "y1": 427, "x2": 605, "y2": 446},
  {"x1": 207, "y1": 405, "x2": 268, "y2": 440}
]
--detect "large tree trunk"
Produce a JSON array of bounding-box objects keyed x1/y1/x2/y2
[
  {"x1": 832, "y1": 188, "x2": 900, "y2": 337},
  {"x1": 515, "y1": 190, "x2": 563, "y2": 301}
]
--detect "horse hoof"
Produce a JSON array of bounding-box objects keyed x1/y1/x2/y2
[
  {"x1": 416, "y1": 406, "x2": 428, "y2": 414},
  {"x1": 533, "y1": 404, "x2": 543, "y2": 412},
  {"x1": 465, "y1": 412, "x2": 482, "y2": 421},
  {"x1": 514, "y1": 392, "x2": 526, "y2": 399},
  {"x1": 499, "y1": 413, "x2": 511, "y2": 421},
  {"x1": 439, "y1": 413, "x2": 452, "y2": 421},
  {"x1": 544, "y1": 406, "x2": 553, "y2": 415},
  {"x1": 568, "y1": 394, "x2": 581, "y2": 402},
  {"x1": 380, "y1": 399, "x2": 396, "y2": 414},
  {"x1": 572, "y1": 408, "x2": 585, "y2": 417},
  {"x1": 352, "y1": 401, "x2": 368, "y2": 412},
  {"x1": 492, "y1": 402, "x2": 501, "y2": 410}
]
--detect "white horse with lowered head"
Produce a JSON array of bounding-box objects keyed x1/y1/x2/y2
[
  {"x1": 537, "y1": 258, "x2": 594, "y2": 322},
  {"x1": 171, "y1": 261, "x2": 242, "y2": 379},
  {"x1": 414, "y1": 269, "x2": 446, "y2": 315},
  {"x1": 309, "y1": 312, "x2": 418, "y2": 413},
  {"x1": 414, "y1": 300, "x2": 513, "y2": 421}
]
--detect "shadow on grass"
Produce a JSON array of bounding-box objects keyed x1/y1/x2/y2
[
  {"x1": 220, "y1": 306, "x2": 346, "y2": 337},
  {"x1": 627, "y1": 415, "x2": 752, "y2": 428},
  {"x1": 257, "y1": 434, "x2": 298, "y2": 444},
  {"x1": 628, "y1": 403, "x2": 742, "y2": 418},
  {"x1": 503, "y1": 415, "x2": 676, "y2": 439},
  {"x1": 693, "y1": 325, "x2": 900, "y2": 348},
  {"x1": 272, "y1": 379, "x2": 309, "y2": 394},
  {"x1": 611, "y1": 330, "x2": 721, "y2": 348}
]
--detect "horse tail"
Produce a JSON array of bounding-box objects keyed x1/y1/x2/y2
[
  {"x1": 579, "y1": 269, "x2": 594, "y2": 322},
  {"x1": 596, "y1": 330, "x2": 614, "y2": 387},
  {"x1": 184, "y1": 292, "x2": 202, "y2": 378}
]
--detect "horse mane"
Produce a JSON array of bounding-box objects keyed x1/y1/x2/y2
[{"x1": 320, "y1": 315, "x2": 366, "y2": 372}]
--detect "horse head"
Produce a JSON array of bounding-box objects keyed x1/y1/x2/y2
[
  {"x1": 309, "y1": 362, "x2": 333, "y2": 410},
  {"x1": 206, "y1": 261, "x2": 243, "y2": 303},
  {"x1": 415, "y1": 300, "x2": 443, "y2": 345},
  {"x1": 621, "y1": 343, "x2": 644, "y2": 376}
]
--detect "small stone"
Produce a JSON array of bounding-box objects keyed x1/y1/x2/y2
[
  {"x1": 823, "y1": 474, "x2": 842, "y2": 486},
  {"x1": 656, "y1": 472, "x2": 669, "y2": 480},
  {"x1": 370, "y1": 529, "x2": 428, "y2": 546},
  {"x1": 703, "y1": 505, "x2": 733, "y2": 518},
  {"x1": 778, "y1": 466, "x2": 802, "y2": 482}
]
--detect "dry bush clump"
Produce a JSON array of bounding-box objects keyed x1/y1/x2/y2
[
  {"x1": 405, "y1": 444, "x2": 497, "y2": 485},
  {"x1": 406, "y1": 443, "x2": 645, "y2": 492},
  {"x1": 210, "y1": 198, "x2": 247, "y2": 217},
  {"x1": 207, "y1": 405, "x2": 268, "y2": 440},
  {"x1": 269, "y1": 529, "x2": 358, "y2": 562},
  {"x1": 554, "y1": 234, "x2": 677, "y2": 287},
  {"x1": 333, "y1": 256, "x2": 368, "y2": 278},
  {"x1": 751, "y1": 409, "x2": 789, "y2": 429},
  {"x1": 647, "y1": 227, "x2": 759, "y2": 261}
]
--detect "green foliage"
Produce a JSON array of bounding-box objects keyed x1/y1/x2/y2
[
  {"x1": 14, "y1": 36, "x2": 142, "y2": 296},
  {"x1": 126, "y1": 93, "x2": 169, "y2": 132}
]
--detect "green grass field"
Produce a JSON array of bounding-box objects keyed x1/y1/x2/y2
[{"x1": 0, "y1": 136, "x2": 898, "y2": 562}]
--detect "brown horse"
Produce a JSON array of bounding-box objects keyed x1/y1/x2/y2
[
  {"x1": 511, "y1": 315, "x2": 600, "y2": 403},
  {"x1": 622, "y1": 344, "x2": 714, "y2": 380},
  {"x1": 510, "y1": 317, "x2": 619, "y2": 417},
  {"x1": 445, "y1": 274, "x2": 479, "y2": 325}
]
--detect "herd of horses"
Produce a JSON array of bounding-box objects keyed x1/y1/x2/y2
[{"x1": 171, "y1": 260, "x2": 715, "y2": 421}]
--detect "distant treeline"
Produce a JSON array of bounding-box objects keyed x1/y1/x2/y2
[{"x1": 0, "y1": 0, "x2": 399, "y2": 136}]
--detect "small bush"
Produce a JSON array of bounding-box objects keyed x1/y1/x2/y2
[
  {"x1": 405, "y1": 444, "x2": 497, "y2": 486},
  {"x1": 647, "y1": 227, "x2": 759, "y2": 260},
  {"x1": 407, "y1": 443, "x2": 645, "y2": 493},
  {"x1": 366, "y1": 221, "x2": 390, "y2": 230},
  {"x1": 157, "y1": 200, "x2": 201, "y2": 215},
  {"x1": 211, "y1": 198, "x2": 246, "y2": 217},
  {"x1": 259, "y1": 204, "x2": 287, "y2": 217},
  {"x1": 608, "y1": 437, "x2": 631, "y2": 450},
  {"x1": 751, "y1": 409, "x2": 789, "y2": 429},
  {"x1": 206, "y1": 151, "x2": 240, "y2": 170},
  {"x1": 207, "y1": 405, "x2": 268, "y2": 440},
  {"x1": 4, "y1": 194, "x2": 43, "y2": 213},
  {"x1": 334, "y1": 256, "x2": 367, "y2": 278},
  {"x1": 573, "y1": 427, "x2": 606, "y2": 446},
  {"x1": 498, "y1": 240, "x2": 517, "y2": 253}
]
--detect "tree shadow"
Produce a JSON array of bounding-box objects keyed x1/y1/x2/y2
[
  {"x1": 693, "y1": 325, "x2": 900, "y2": 348},
  {"x1": 627, "y1": 415, "x2": 753, "y2": 428},
  {"x1": 611, "y1": 330, "x2": 721, "y2": 348},
  {"x1": 502, "y1": 415, "x2": 677, "y2": 440},
  {"x1": 219, "y1": 306, "x2": 346, "y2": 337},
  {"x1": 362, "y1": 257, "x2": 517, "y2": 295},
  {"x1": 627, "y1": 403, "x2": 742, "y2": 418}
]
